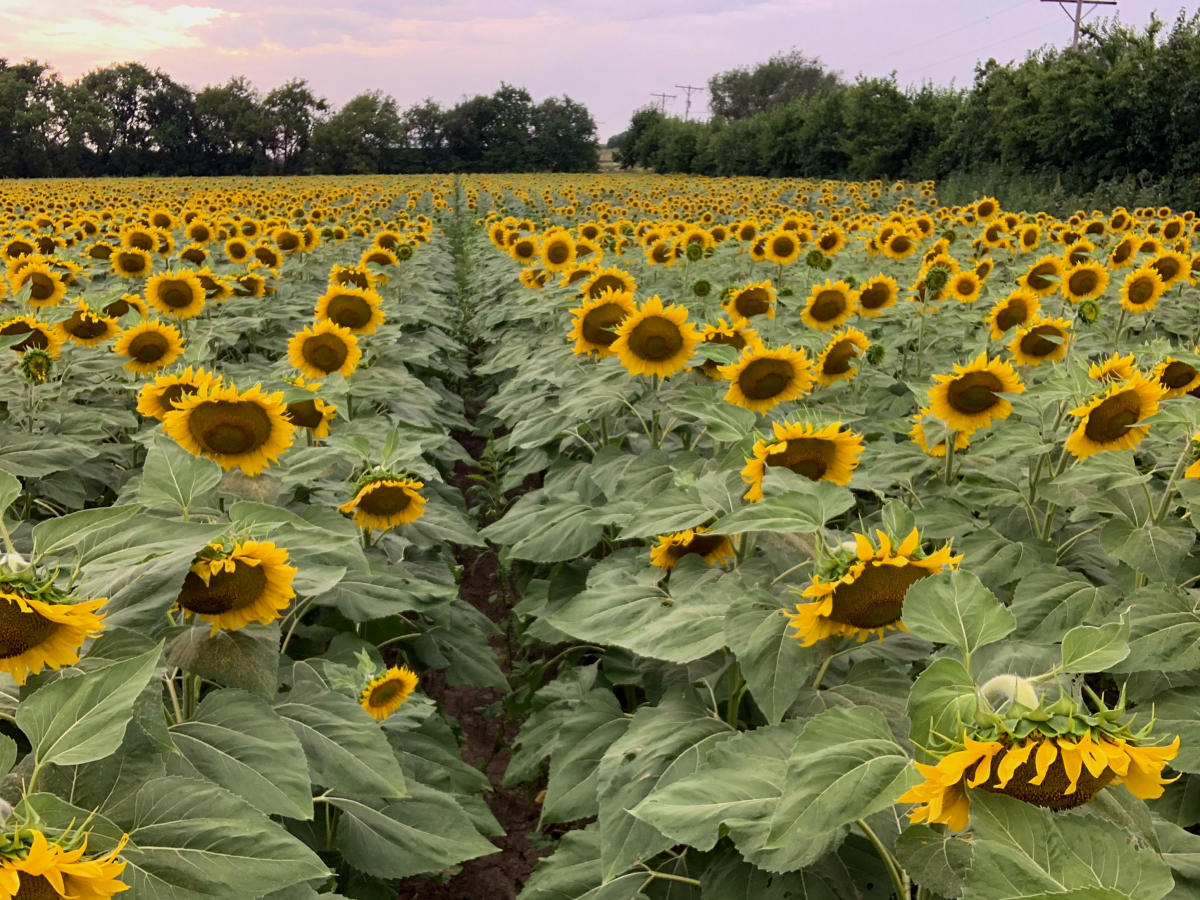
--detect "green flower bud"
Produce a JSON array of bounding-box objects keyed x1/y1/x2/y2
[
  {"x1": 20, "y1": 348, "x2": 52, "y2": 384},
  {"x1": 692, "y1": 279, "x2": 712, "y2": 297},
  {"x1": 924, "y1": 265, "x2": 951, "y2": 294},
  {"x1": 1078, "y1": 298, "x2": 1101, "y2": 323}
]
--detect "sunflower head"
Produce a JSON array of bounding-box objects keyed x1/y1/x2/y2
[
  {"x1": 1010, "y1": 317, "x2": 1072, "y2": 367},
  {"x1": 649, "y1": 527, "x2": 734, "y2": 571},
  {"x1": 1064, "y1": 372, "x2": 1164, "y2": 460},
  {"x1": 112, "y1": 319, "x2": 184, "y2": 374},
  {"x1": 315, "y1": 286, "x2": 385, "y2": 335},
  {"x1": 695, "y1": 317, "x2": 762, "y2": 378},
  {"x1": 612, "y1": 294, "x2": 701, "y2": 378},
  {"x1": 288, "y1": 320, "x2": 362, "y2": 380},
  {"x1": 986, "y1": 289, "x2": 1040, "y2": 340},
  {"x1": 856, "y1": 275, "x2": 899, "y2": 316},
  {"x1": 718, "y1": 344, "x2": 815, "y2": 413},
  {"x1": 361, "y1": 665, "x2": 419, "y2": 721},
  {"x1": 568, "y1": 289, "x2": 637, "y2": 358},
  {"x1": 1, "y1": 315, "x2": 63, "y2": 359},
  {"x1": 0, "y1": 580, "x2": 106, "y2": 685},
  {"x1": 741, "y1": 420, "x2": 864, "y2": 501},
  {"x1": 0, "y1": 827, "x2": 129, "y2": 898},
  {"x1": 163, "y1": 380, "x2": 295, "y2": 475},
  {"x1": 136, "y1": 366, "x2": 221, "y2": 421},
  {"x1": 176, "y1": 539, "x2": 296, "y2": 634},
  {"x1": 146, "y1": 270, "x2": 206, "y2": 319},
  {"x1": 815, "y1": 328, "x2": 870, "y2": 386},
  {"x1": 802, "y1": 279, "x2": 857, "y2": 330},
  {"x1": 723, "y1": 281, "x2": 777, "y2": 320},
  {"x1": 1120, "y1": 265, "x2": 1167, "y2": 313},
  {"x1": 339, "y1": 474, "x2": 427, "y2": 532},
  {"x1": 928, "y1": 353, "x2": 1025, "y2": 435}
]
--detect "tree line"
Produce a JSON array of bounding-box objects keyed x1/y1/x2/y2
[
  {"x1": 613, "y1": 13, "x2": 1200, "y2": 210},
  {"x1": 0, "y1": 63, "x2": 599, "y2": 177}
]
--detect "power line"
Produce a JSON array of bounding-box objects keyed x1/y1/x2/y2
[
  {"x1": 674, "y1": 84, "x2": 705, "y2": 120},
  {"x1": 1040, "y1": 0, "x2": 1118, "y2": 47},
  {"x1": 649, "y1": 92, "x2": 675, "y2": 114},
  {"x1": 873, "y1": 0, "x2": 1038, "y2": 69}
]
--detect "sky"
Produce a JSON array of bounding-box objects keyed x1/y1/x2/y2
[{"x1": 0, "y1": 0, "x2": 1188, "y2": 140}]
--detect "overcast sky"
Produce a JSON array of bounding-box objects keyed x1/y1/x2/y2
[{"x1": 0, "y1": 0, "x2": 1186, "y2": 140}]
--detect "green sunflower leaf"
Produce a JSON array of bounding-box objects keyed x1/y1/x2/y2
[
  {"x1": 541, "y1": 689, "x2": 630, "y2": 825},
  {"x1": 516, "y1": 826, "x2": 650, "y2": 900},
  {"x1": 138, "y1": 433, "x2": 222, "y2": 516},
  {"x1": 1059, "y1": 618, "x2": 1130, "y2": 673},
  {"x1": 708, "y1": 481, "x2": 855, "y2": 535},
  {"x1": 0, "y1": 467, "x2": 19, "y2": 516},
  {"x1": 902, "y1": 570, "x2": 1016, "y2": 663}
]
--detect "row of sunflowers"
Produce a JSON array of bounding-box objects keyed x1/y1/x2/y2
[{"x1": 467, "y1": 175, "x2": 1200, "y2": 898}]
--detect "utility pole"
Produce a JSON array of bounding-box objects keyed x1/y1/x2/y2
[
  {"x1": 674, "y1": 84, "x2": 705, "y2": 121},
  {"x1": 1041, "y1": 0, "x2": 1118, "y2": 47},
  {"x1": 650, "y1": 92, "x2": 675, "y2": 114}
]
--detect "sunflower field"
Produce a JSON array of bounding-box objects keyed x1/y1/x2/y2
[{"x1": 0, "y1": 174, "x2": 1198, "y2": 899}]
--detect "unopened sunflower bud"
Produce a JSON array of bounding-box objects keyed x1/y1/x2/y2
[
  {"x1": 866, "y1": 343, "x2": 886, "y2": 366},
  {"x1": 806, "y1": 249, "x2": 827, "y2": 269},
  {"x1": 692, "y1": 279, "x2": 712, "y2": 297},
  {"x1": 685, "y1": 242, "x2": 704, "y2": 262},
  {"x1": 19, "y1": 348, "x2": 52, "y2": 384},
  {"x1": 980, "y1": 674, "x2": 1039, "y2": 711},
  {"x1": 1078, "y1": 298, "x2": 1101, "y2": 323},
  {"x1": 924, "y1": 266, "x2": 951, "y2": 294}
]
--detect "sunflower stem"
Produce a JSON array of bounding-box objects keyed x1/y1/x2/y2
[
  {"x1": 1113, "y1": 307, "x2": 1128, "y2": 349},
  {"x1": 942, "y1": 430, "x2": 958, "y2": 486},
  {"x1": 914, "y1": 295, "x2": 929, "y2": 378},
  {"x1": 724, "y1": 659, "x2": 745, "y2": 729},
  {"x1": 164, "y1": 672, "x2": 185, "y2": 725},
  {"x1": 638, "y1": 869, "x2": 701, "y2": 891},
  {"x1": 1152, "y1": 441, "x2": 1193, "y2": 525},
  {"x1": 0, "y1": 516, "x2": 18, "y2": 560},
  {"x1": 855, "y1": 818, "x2": 909, "y2": 900}
]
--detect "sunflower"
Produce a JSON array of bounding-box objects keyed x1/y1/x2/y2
[
  {"x1": 911, "y1": 409, "x2": 972, "y2": 457},
  {"x1": 540, "y1": 230, "x2": 577, "y2": 272},
  {"x1": 814, "y1": 328, "x2": 869, "y2": 386},
  {"x1": 985, "y1": 289, "x2": 1039, "y2": 340},
  {"x1": 112, "y1": 319, "x2": 183, "y2": 374},
  {"x1": 224, "y1": 237, "x2": 251, "y2": 263},
  {"x1": 900, "y1": 730, "x2": 1179, "y2": 831},
  {"x1": 329, "y1": 264, "x2": 376, "y2": 290},
  {"x1": 288, "y1": 320, "x2": 361, "y2": 380},
  {"x1": 1019, "y1": 254, "x2": 1064, "y2": 297},
  {"x1": 314, "y1": 286, "x2": 385, "y2": 335},
  {"x1": 881, "y1": 231, "x2": 919, "y2": 260},
  {"x1": 723, "y1": 281, "x2": 777, "y2": 320},
  {"x1": 928, "y1": 353, "x2": 1024, "y2": 434},
  {"x1": 110, "y1": 247, "x2": 152, "y2": 278},
  {"x1": 146, "y1": 270, "x2": 206, "y2": 319},
  {"x1": 56, "y1": 302, "x2": 118, "y2": 347},
  {"x1": 0, "y1": 587, "x2": 107, "y2": 685},
  {"x1": 649, "y1": 527, "x2": 735, "y2": 571},
  {"x1": 948, "y1": 270, "x2": 982, "y2": 303},
  {"x1": 612, "y1": 295, "x2": 700, "y2": 378},
  {"x1": 763, "y1": 229, "x2": 802, "y2": 265},
  {"x1": 361, "y1": 665, "x2": 419, "y2": 721},
  {"x1": 741, "y1": 420, "x2": 864, "y2": 502},
  {"x1": 802, "y1": 280, "x2": 857, "y2": 330},
  {"x1": 856, "y1": 275, "x2": 899, "y2": 316},
  {"x1": 1064, "y1": 373, "x2": 1164, "y2": 460},
  {"x1": 285, "y1": 393, "x2": 337, "y2": 439},
  {"x1": 136, "y1": 366, "x2": 220, "y2": 421},
  {"x1": 1119, "y1": 265, "x2": 1167, "y2": 313},
  {"x1": 1152, "y1": 357, "x2": 1200, "y2": 398},
  {"x1": 8, "y1": 257, "x2": 67, "y2": 308},
  {"x1": 719, "y1": 345, "x2": 815, "y2": 413},
  {"x1": 1148, "y1": 250, "x2": 1193, "y2": 288},
  {"x1": 0, "y1": 829, "x2": 129, "y2": 899},
  {"x1": 579, "y1": 266, "x2": 637, "y2": 300},
  {"x1": 231, "y1": 272, "x2": 267, "y2": 298},
  {"x1": 1, "y1": 315, "x2": 63, "y2": 359},
  {"x1": 509, "y1": 236, "x2": 539, "y2": 264},
  {"x1": 567, "y1": 289, "x2": 636, "y2": 358},
  {"x1": 163, "y1": 381, "x2": 295, "y2": 475},
  {"x1": 1010, "y1": 317, "x2": 1072, "y2": 366},
  {"x1": 1089, "y1": 352, "x2": 1139, "y2": 384},
  {"x1": 785, "y1": 528, "x2": 960, "y2": 646},
  {"x1": 176, "y1": 540, "x2": 296, "y2": 634},
  {"x1": 1060, "y1": 261, "x2": 1109, "y2": 303},
  {"x1": 102, "y1": 294, "x2": 147, "y2": 319},
  {"x1": 340, "y1": 475, "x2": 427, "y2": 531},
  {"x1": 695, "y1": 317, "x2": 762, "y2": 378},
  {"x1": 519, "y1": 268, "x2": 549, "y2": 289}
]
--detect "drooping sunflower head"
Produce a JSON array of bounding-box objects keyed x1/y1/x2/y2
[
  {"x1": 985, "y1": 289, "x2": 1040, "y2": 340},
  {"x1": 146, "y1": 270, "x2": 206, "y2": 319},
  {"x1": 723, "y1": 281, "x2": 777, "y2": 321},
  {"x1": 567, "y1": 288, "x2": 636, "y2": 358},
  {"x1": 315, "y1": 286, "x2": 385, "y2": 335},
  {"x1": 339, "y1": 474, "x2": 427, "y2": 531},
  {"x1": 288, "y1": 319, "x2": 362, "y2": 380},
  {"x1": 360, "y1": 665, "x2": 419, "y2": 721},
  {"x1": 1120, "y1": 265, "x2": 1167, "y2": 313},
  {"x1": 801, "y1": 279, "x2": 858, "y2": 331},
  {"x1": 814, "y1": 328, "x2": 870, "y2": 387},
  {"x1": 136, "y1": 366, "x2": 221, "y2": 421},
  {"x1": 719, "y1": 344, "x2": 815, "y2": 413},
  {"x1": 1010, "y1": 317, "x2": 1072, "y2": 367},
  {"x1": 112, "y1": 319, "x2": 184, "y2": 374},
  {"x1": 55, "y1": 301, "x2": 119, "y2": 347},
  {"x1": 855, "y1": 275, "x2": 899, "y2": 316},
  {"x1": 1152, "y1": 357, "x2": 1200, "y2": 398},
  {"x1": 0, "y1": 585, "x2": 107, "y2": 685},
  {"x1": 649, "y1": 526, "x2": 735, "y2": 571},
  {"x1": 0, "y1": 828, "x2": 129, "y2": 898},
  {"x1": 741, "y1": 420, "x2": 864, "y2": 502},
  {"x1": 163, "y1": 380, "x2": 295, "y2": 475},
  {"x1": 928, "y1": 353, "x2": 1025, "y2": 435},
  {"x1": 1088, "y1": 352, "x2": 1139, "y2": 384},
  {"x1": 786, "y1": 528, "x2": 960, "y2": 646},
  {"x1": 1064, "y1": 372, "x2": 1164, "y2": 460},
  {"x1": 176, "y1": 539, "x2": 296, "y2": 634},
  {"x1": 611, "y1": 294, "x2": 701, "y2": 378}
]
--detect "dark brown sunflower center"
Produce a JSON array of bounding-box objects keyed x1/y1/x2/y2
[
  {"x1": 1113, "y1": 243, "x2": 1132, "y2": 263},
  {"x1": 667, "y1": 533, "x2": 727, "y2": 562},
  {"x1": 1161, "y1": 362, "x2": 1197, "y2": 389},
  {"x1": 1151, "y1": 259, "x2": 1181, "y2": 282},
  {"x1": 822, "y1": 340, "x2": 859, "y2": 375},
  {"x1": 104, "y1": 299, "x2": 133, "y2": 317},
  {"x1": 178, "y1": 560, "x2": 268, "y2": 615},
  {"x1": 228, "y1": 244, "x2": 248, "y2": 259},
  {"x1": 369, "y1": 680, "x2": 405, "y2": 706},
  {"x1": 187, "y1": 400, "x2": 272, "y2": 455},
  {"x1": 771, "y1": 236, "x2": 795, "y2": 257},
  {"x1": 65, "y1": 313, "x2": 108, "y2": 340},
  {"x1": 739, "y1": 358, "x2": 793, "y2": 399},
  {"x1": 277, "y1": 232, "x2": 300, "y2": 251},
  {"x1": 1019, "y1": 325, "x2": 1064, "y2": 358},
  {"x1": 1084, "y1": 390, "x2": 1142, "y2": 443},
  {"x1": 581, "y1": 303, "x2": 627, "y2": 347},
  {"x1": 1067, "y1": 270, "x2": 1099, "y2": 296},
  {"x1": 88, "y1": 244, "x2": 113, "y2": 260},
  {"x1": 818, "y1": 233, "x2": 838, "y2": 251},
  {"x1": 286, "y1": 399, "x2": 324, "y2": 429},
  {"x1": 810, "y1": 290, "x2": 846, "y2": 322},
  {"x1": 947, "y1": 371, "x2": 1005, "y2": 414},
  {"x1": 157, "y1": 281, "x2": 194, "y2": 309},
  {"x1": 587, "y1": 275, "x2": 626, "y2": 298},
  {"x1": 28, "y1": 273, "x2": 55, "y2": 301},
  {"x1": 336, "y1": 271, "x2": 370, "y2": 289},
  {"x1": 301, "y1": 334, "x2": 349, "y2": 373},
  {"x1": 566, "y1": 268, "x2": 592, "y2": 285},
  {"x1": 1, "y1": 321, "x2": 49, "y2": 353},
  {"x1": 14, "y1": 874, "x2": 62, "y2": 900},
  {"x1": 969, "y1": 741, "x2": 1115, "y2": 810},
  {"x1": 545, "y1": 241, "x2": 571, "y2": 265},
  {"x1": 1022, "y1": 231, "x2": 1037, "y2": 247},
  {"x1": 128, "y1": 332, "x2": 170, "y2": 362},
  {"x1": 6, "y1": 240, "x2": 33, "y2": 257},
  {"x1": 859, "y1": 284, "x2": 890, "y2": 309},
  {"x1": 628, "y1": 316, "x2": 683, "y2": 361},
  {"x1": 326, "y1": 295, "x2": 372, "y2": 329},
  {"x1": 117, "y1": 252, "x2": 147, "y2": 274},
  {"x1": 889, "y1": 235, "x2": 912, "y2": 254},
  {"x1": 127, "y1": 232, "x2": 154, "y2": 251},
  {"x1": 768, "y1": 437, "x2": 835, "y2": 481},
  {"x1": 734, "y1": 289, "x2": 771, "y2": 317},
  {"x1": 996, "y1": 301, "x2": 1028, "y2": 332},
  {"x1": 828, "y1": 562, "x2": 930, "y2": 628},
  {"x1": 953, "y1": 278, "x2": 974, "y2": 297},
  {"x1": 514, "y1": 241, "x2": 536, "y2": 259},
  {"x1": 1026, "y1": 264, "x2": 1056, "y2": 291},
  {"x1": 156, "y1": 383, "x2": 199, "y2": 415},
  {"x1": 1128, "y1": 278, "x2": 1155, "y2": 305},
  {"x1": 0, "y1": 597, "x2": 59, "y2": 658},
  {"x1": 651, "y1": 243, "x2": 672, "y2": 263},
  {"x1": 357, "y1": 484, "x2": 413, "y2": 516}
]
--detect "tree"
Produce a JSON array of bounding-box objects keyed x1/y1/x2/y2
[
  {"x1": 264, "y1": 79, "x2": 326, "y2": 174},
  {"x1": 310, "y1": 91, "x2": 404, "y2": 174},
  {"x1": 530, "y1": 96, "x2": 598, "y2": 172},
  {"x1": 0, "y1": 59, "x2": 60, "y2": 176},
  {"x1": 708, "y1": 50, "x2": 840, "y2": 120},
  {"x1": 195, "y1": 77, "x2": 271, "y2": 175}
]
